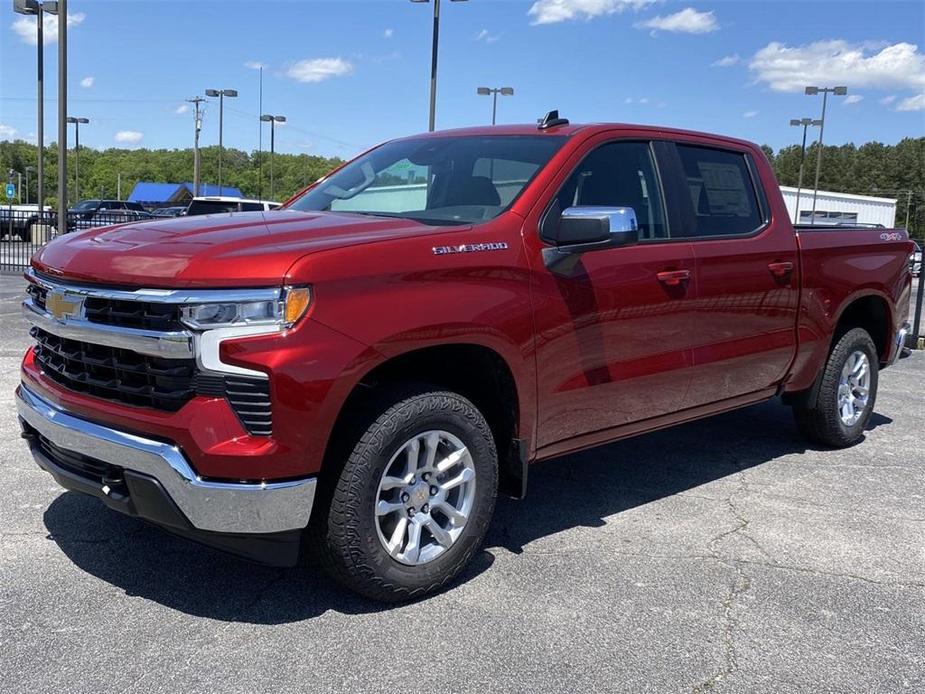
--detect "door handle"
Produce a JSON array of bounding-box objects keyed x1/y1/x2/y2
[
  {"x1": 768, "y1": 261, "x2": 794, "y2": 279},
  {"x1": 656, "y1": 269, "x2": 691, "y2": 287}
]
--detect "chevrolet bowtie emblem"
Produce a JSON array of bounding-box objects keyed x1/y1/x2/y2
[{"x1": 46, "y1": 291, "x2": 81, "y2": 321}]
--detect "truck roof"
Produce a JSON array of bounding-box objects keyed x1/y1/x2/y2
[{"x1": 397, "y1": 122, "x2": 763, "y2": 152}]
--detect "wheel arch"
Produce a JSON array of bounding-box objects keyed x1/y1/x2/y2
[{"x1": 320, "y1": 341, "x2": 530, "y2": 500}]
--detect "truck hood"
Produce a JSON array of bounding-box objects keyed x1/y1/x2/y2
[{"x1": 33, "y1": 210, "x2": 450, "y2": 287}]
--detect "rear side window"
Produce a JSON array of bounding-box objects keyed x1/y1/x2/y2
[
  {"x1": 241, "y1": 202, "x2": 265, "y2": 211},
  {"x1": 676, "y1": 145, "x2": 763, "y2": 237}
]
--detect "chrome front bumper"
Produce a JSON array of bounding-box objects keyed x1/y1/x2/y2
[{"x1": 16, "y1": 384, "x2": 316, "y2": 535}]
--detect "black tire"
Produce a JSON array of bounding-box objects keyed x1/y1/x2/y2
[
  {"x1": 315, "y1": 387, "x2": 498, "y2": 602},
  {"x1": 793, "y1": 327, "x2": 879, "y2": 448}
]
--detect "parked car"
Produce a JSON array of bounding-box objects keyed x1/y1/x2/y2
[
  {"x1": 152, "y1": 206, "x2": 187, "y2": 218},
  {"x1": 0, "y1": 204, "x2": 52, "y2": 241},
  {"x1": 66, "y1": 200, "x2": 147, "y2": 232},
  {"x1": 184, "y1": 196, "x2": 281, "y2": 216},
  {"x1": 18, "y1": 115, "x2": 914, "y2": 601},
  {"x1": 71, "y1": 208, "x2": 153, "y2": 230},
  {"x1": 912, "y1": 240, "x2": 922, "y2": 277}
]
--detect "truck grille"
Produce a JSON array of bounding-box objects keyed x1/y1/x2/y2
[
  {"x1": 27, "y1": 283, "x2": 183, "y2": 332},
  {"x1": 27, "y1": 274, "x2": 274, "y2": 436},
  {"x1": 31, "y1": 328, "x2": 273, "y2": 435},
  {"x1": 32, "y1": 326, "x2": 196, "y2": 411}
]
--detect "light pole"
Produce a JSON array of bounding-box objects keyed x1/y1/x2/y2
[
  {"x1": 260, "y1": 114, "x2": 286, "y2": 200},
  {"x1": 205, "y1": 88, "x2": 237, "y2": 193},
  {"x1": 411, "y1": 0, "x2": 468, "y2": 132},
  {"x1": 13, "y1": 0, "x2": 56, "y2": 212},
  {"x1": 66, "y1": 116, "x2": 88, "y2": 204},
  {"x1": 788, "y1": 118, "x2": 822, "y2": 224},
  {"x1": 476, "y1": 86, "x2": 514, "y2": 125},
  {"x1": 805, "y1": 85, "x2": 847, "y2": 225}
]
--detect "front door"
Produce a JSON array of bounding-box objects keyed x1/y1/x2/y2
[{"x1": 530, "y1": 140, "x2": 697, "y2": 449}]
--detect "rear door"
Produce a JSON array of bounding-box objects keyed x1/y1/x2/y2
[
  {"x1": 667, "y1": 141, "x2": 799, "y2": 405},
  {"x1": 530, "y1": 137, "x2": 697, "y2": 448}
]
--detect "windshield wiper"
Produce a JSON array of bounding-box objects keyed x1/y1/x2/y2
[{"x1": 338, "y1": 211, "x2": 469, "y2": 226}]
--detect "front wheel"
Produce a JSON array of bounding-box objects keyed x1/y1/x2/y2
[
  {"x1": 793, "y1": 327, "x2": 879, "y2": 447},
  {"x1": 316, "y1": 388, "x2": 498, "y2": 602}
]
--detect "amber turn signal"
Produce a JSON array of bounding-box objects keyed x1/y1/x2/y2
[{"x1": 283, "y1": 286, "x2": 312, "y2": 326}]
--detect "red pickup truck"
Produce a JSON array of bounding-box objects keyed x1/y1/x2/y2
[{"x1": 18, "y1": 116, "x2": 914, "y2": 601}]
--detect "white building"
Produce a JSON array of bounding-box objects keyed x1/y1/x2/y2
[{"x1": 780, "y1": 186, "x2": 897, "y2": 227}]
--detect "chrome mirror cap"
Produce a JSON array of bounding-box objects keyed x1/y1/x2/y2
[{"x1": 560, "y1": 206, "x2": 638, "y2": 234}]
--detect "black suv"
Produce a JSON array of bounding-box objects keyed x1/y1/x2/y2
[{"x1": 67, "y1": 200, "x2": 148, "y2": 231}]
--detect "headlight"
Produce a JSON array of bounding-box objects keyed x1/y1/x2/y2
[{"x1": 180, "y1": 286, "x2": 312, "y2": 330}]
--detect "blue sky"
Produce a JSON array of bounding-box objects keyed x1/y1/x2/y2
[{"x1": 1, "y1": 0, "x2": 923, "y2": 159}]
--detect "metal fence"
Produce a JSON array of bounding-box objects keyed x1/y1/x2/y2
[{"x1": 0, "y1": 208, "x2": 163, "y2": 272}]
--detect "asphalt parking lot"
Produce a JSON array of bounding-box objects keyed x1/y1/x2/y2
[{"x1": 0, "y1": 271, "x2": 922, "y2": 693}]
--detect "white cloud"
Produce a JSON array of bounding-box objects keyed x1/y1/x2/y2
[
  {"x1": 624, "y1": 96, "x2": 650, "y2": 104},
  {"x1": 0, "y1": 124, "x2": 17, "y2": 139},
  {"x1": 879, "y1": 95, "x2": 896, "y2": 105},
  {"x1": 286, "y1": 57, "x2": 353, "y2": 83},
  {"x1": 11, "y1": 12, "x2": 84, "y2": 46},
  {"x1": 114, "y1": 131, "x2": 143, "y2": 145},
  {"x1": 383, "y1": 28, "x2": 394, "y2": 39},
  {"x1": 244, "y1": 61, "x2": 267, "y2": 70},
  {"x1": 712, "y1": 54, "x2": 740, "y2": 67},
  {"x1": 80, "y1": 76, "x2": 94, "y2": 88},
  {"x1": 842, "y1": 94, "x2": 863, "y2": 105},
  {"x1": 743, "y1": 110, "x2": 759, "y2": 118},
  {"x1": 175, "y1": 104, "x2": 189, "y2": 115},
  {"x1": 896, "y1": 94, "x2": 925, "y2": 111},
  {"x1": 476, "y1": 28, "x2": 500, "y2": 43},
  {"x1": 749, "y1": 40, "x2": 925, "y2": 93},
  {"x1": 528, "y1": 0, "x2": 656, "y2": 26},
  {"x1": 636, "y1": 7, "x2": 718, "y2": 34}
]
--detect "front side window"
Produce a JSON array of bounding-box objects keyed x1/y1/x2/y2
[
  {"x1": 287, "y1": 135, "x2": 566, "y2": 226},
  {"x1": 676, "y1": 145, "x2": 763, "y2": 237},
  {"x1": 554, "y1": 141, "x2": 668, "y2": 240}
]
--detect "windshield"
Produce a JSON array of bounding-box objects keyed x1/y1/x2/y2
[
  {"x1": 287, "y1": 135, "x2": 566, "y2": 225},
  {"x1": 72, "y1": 200, "x2": 100, "y2": 211}
]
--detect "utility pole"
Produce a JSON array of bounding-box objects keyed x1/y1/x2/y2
[{"x1": 187, "y1": 96, "x2": 205, "y2": 197}]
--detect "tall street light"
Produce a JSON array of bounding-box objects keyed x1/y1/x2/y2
[
  {"x1": 66, "y1": 116, "x2": 88, "y2": 204},
  {"x1": 13, "y1": 0, "x2": 56, "y2": 212},
  {"x1": 205, "y1": 88, "x2": 237, "y2": 192},
  {"x1": 788, "y1": 118, "x2": 822, "y2": 224},
  {"x1": 476, "y1": 86, "x2": 514, "y2": 125},
  {"x1": 805, "y1": 85, "x2": 847, "y2": 225},
  {"x1": 260, "y1": 114, "x2": 286, "y2": 201},
  {"x1": 411, "y1": 0, "x2": 468, "y2": 132}
]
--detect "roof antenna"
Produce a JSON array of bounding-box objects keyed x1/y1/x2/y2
[{"x1": 537, "y1": 109, "x2": 569, "y2": 130}]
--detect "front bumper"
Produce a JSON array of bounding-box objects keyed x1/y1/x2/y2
[{"x1": 17, "y1": 383, "x2": 317, "y2": 565}]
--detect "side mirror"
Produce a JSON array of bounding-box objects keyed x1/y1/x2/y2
[{"x1": 542, "y1": 205, "x2": 639, "y2": 271}]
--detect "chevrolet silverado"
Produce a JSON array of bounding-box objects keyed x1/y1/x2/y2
[{"x1": 17, "y1": 114, "x2": 914, "y2": 601}]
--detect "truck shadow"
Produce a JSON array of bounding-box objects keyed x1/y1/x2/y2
[{"x1": 43, "y1": 399, "x2": 892, "y2": 624}]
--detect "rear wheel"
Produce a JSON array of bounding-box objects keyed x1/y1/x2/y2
[
  {"x1": 316, "y1": 388, "x2": 498, "y2": 602},
  {"x1": 793, "y1": 327, "x2": 879, "y2": 447}
]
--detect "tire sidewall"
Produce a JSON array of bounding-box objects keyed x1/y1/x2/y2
[
  {"x1": 827, "y1": 329, "x2": 879, "y2": 443},
  {"x1": 337, "y1": 392, "x2": 497, "y2": 594}
]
